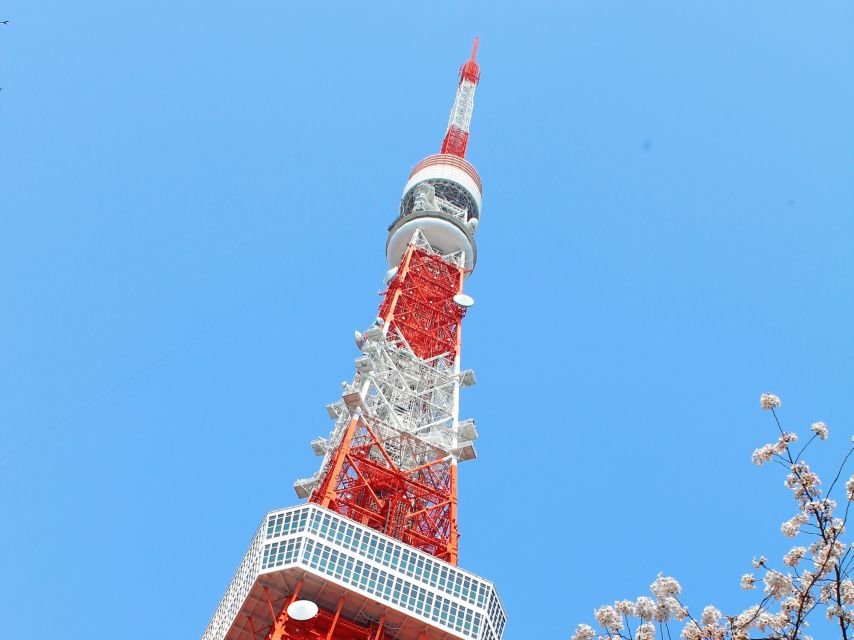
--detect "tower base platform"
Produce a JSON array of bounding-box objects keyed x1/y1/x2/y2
[{"x1": 202, "y1": 504, "x2": 506, "y2": 640}]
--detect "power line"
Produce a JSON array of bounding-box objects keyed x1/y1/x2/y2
[{"x1": 0, "y1": 226, "x2": 364, "y2": 472}]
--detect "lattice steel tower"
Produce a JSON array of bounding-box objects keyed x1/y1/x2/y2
[{"x1": 202, "y1": 39, "x2": 506, "y2": 640}]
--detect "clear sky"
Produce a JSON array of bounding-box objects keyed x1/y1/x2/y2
[{"x1": 1, "y1": 2, "x2": 852, "y2": 639}]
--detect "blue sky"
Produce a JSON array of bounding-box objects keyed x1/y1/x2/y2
[{"x1": 1, "y1": 2, "x2": 852, "y2": 638}]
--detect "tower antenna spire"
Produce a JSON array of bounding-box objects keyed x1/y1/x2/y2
[{"x1": 440, "y1": 37, "x2": 481, "y2": 158}]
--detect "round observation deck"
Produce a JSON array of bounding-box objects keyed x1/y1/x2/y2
[{"x1": 387, "y1": 154, "x2": 483, "y2": 274}]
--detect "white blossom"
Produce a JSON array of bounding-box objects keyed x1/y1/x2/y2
[
  {"x1": 827, "y1": 517, "x2": 845, "y2": 537},
  {"x1": 827, "y1": 604, "x2": 845, "y2": 621},
  {"x1": 679, "y1": 621, "x2": 701, "y2": 640},
  {"x1": 811, "y1": 421, "x2": 828, "y2": 440},
  {"x1": 785, "y1": 462, "x2": 821, "y2": 500},
  {"x1": 570, "y1": 395, "x2": 854, "y2": 640},
  {"x1": 751, "y1": 444, "x2": 775, "y2": 466},
  {"x1": 763, "y1": 570, "x2": 794, "y2": 599},
  {"x1": 803, "y1": 498, "x2": 835, "y2": 516},
  {"x1": 594, "y1": 605, "x2": 623, "y2": 631},
  {"x1": 798, "y1": 569, "x2": 817, "y2": 591},
  {"x1": 636, "y1": 622, "x2": 655, "y2": 640},
  {"x1": 783, "y1": 546, "x2": 806, "y2": 567},
  {"x1": 570, "y1": 624, "x2": 596, "y2": 640},
  {"x1": 781, "y1": 513, "x2": 808, "y2": 537},
  {"x1": 733, "y1": 605, "x2": 762, "y2": 631},
  {"x1": 635, "y1": 596, "x2": 656, "y2": 621},
  {"x1": 650, "y1": 596, "x2": 687, "y2": 623},
  {"x1": 650, "y1": 574, "x2": 682, "y2": 599},
  {"x1": 700, "y1": 605, "x2": 721, "y2": 626},
  {"x1": 761, "y1": 610, "x2": 790, "y2": 631},
  {"x1": 781, "y1": 594, "x2": 800, "y2": 612},
  {"x1": 773, "y1": 431, "x2": 798, "y2": 454},
  {"x1": 614, "y1": 599, "x2": 635, "y2": 616},
  {"x1": 760, "y1": 393, "x2": 781, "y2": 410},
  {"x1": 811, "y1": 539, "x2": 846, "y2": 574}
]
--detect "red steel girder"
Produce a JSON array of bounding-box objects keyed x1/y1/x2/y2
[
  {"x1": 311, "y1": 417, "x2": 459, "y2": 563},
  {"x1": 260, "y1": 587, "x2": 394, "y2": 640},
  {"x1": 379, "y1": 246, "x2": 466, "y2": 362}
]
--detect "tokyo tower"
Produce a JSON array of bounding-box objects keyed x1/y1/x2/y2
[{"x1": 202, "y1": 38, "x2": 506, "y2": 640}]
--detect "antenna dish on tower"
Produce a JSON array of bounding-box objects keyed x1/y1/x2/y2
[
  {"x1": 287, "y1": 600, "x2": 319, "y2": 621},
  {"x1": 453, "y1": 293, "x2": 475, "y2": 308}
]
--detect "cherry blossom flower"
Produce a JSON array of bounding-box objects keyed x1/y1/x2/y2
[
  {"x1": 763, "y1": 570, "x2": 794, "y2": 599},
  {"x1": 635, "y1": 596, "x2": 656, "y2": 621},
  {"x1": 570, "y1": 624, "x2": 596, "y2": 640},
  {"x1": 680, "y1": 621, "x2": 701, "y2": 640},
  {"x1": 810, "y1": 539, "x2": 846, "y2": 574},
  {"x1": 572, "y1": 396, "x2": 854, "y2": 640},
  {"x1": 783, "y1": 546, "x2": 806, "y2": 567},
  {"x1": 773, "y1": 431, "x2": 798, "y2": 455},
  {"x1": 700, "y1": 605, "x2": 721, "y2": 626},
  {"x1": 654, "y1": 597, "x2": 687, "y2": 622},
  {"x1": 614, "y1": 599, "x2": 635, "y2": 616},
  {"x1": 651, "y1": 574, "x2": 682, "y2": 599},
  {"x1": 826, "y1": 604, "x2": 848, "y2": 622},
  {"x1": 594, "y1": 605, "x2": 622, "y2": 631},
  {"x1": 760, "y1": 393, "x2": 781, "y2": 410},
  {"x1": 636, "y1": 622, "x2": 655, "y2": 640},
  {"x1": 752, "y1": 444, "x2": 775, "y2": 466},
  {"x1": 733, "y1": 605, "x2": 761, "y2": 631},
  {"x1": 781, "y1": 513, "x2": 808, "y2": 537},
  {"x1": 785, "y1": 462, "x2": 821, "y2": 500},
  {"x1": 827, "y1": 517, "x2": 845, "y2": 537}
]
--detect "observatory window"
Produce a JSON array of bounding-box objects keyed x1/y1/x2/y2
[
  {"x1": 369, "y1": 566, "x2": 378, "y2": 590},
  {"x1": 477, "y1": 584, "x2": 487, "y2": 606},
  {"x1": 266, "y1": 514, "x2": 278, "y2": 537}
]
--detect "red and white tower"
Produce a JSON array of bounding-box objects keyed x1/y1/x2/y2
[{"x1": 202, "y1": 39, "x2": 505, "y2": 640}]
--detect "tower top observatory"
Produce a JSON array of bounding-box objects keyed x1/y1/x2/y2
[{"x1": 387, "y1": 37, "x2": 484, "y2": 274}]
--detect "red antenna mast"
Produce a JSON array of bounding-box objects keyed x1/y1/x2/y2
[{"x1": 440, "y1": 37, "x2": 481, "y2": 158}]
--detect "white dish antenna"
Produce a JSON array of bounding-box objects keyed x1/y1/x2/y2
[
  {"x1": 354, "y1": 330, "x2": 365, "y2": 349},
  {"x1": 287, "y1": 599, "x2": 319, "y2": 621},
  {"x1": 384, "y1": 266, "x2": 399, "y2": 283},
  {"x1": 453, "y1": 293, "x2": 475, "y2": 308}
]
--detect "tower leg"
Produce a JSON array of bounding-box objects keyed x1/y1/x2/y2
[
  {"x1": 324, "y1": 596, "x2": 345, "y2": 640},
  {"x1": 265, "y1": 579, "x2": 303, "y2": 640}
]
